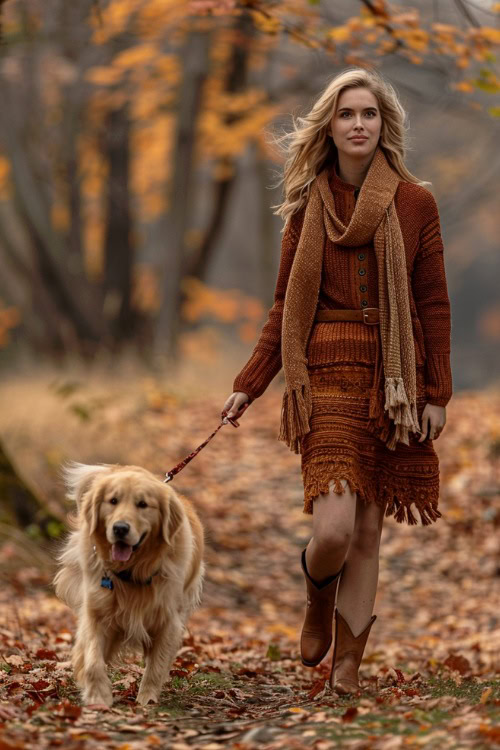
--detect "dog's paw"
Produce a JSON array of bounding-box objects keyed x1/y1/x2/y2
[
  {"x1": 136, "y1": 687, "x2": 159, "y2": 706},
  {"x1": 82, "y1": 686, "x2": 113, "y2": 707}
]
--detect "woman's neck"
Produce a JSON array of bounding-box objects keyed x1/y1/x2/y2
[{"x1": 336, "y1": 152, "x2": 375, "y2": 188}]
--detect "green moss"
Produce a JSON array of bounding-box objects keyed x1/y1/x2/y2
[{"x1": 427, "y1": 676, "x2": 500, "y2": 703}]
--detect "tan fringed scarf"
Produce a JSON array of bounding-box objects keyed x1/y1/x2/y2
[{"x1": 278, "y1": 146, "x2": 421, "y2": 454}]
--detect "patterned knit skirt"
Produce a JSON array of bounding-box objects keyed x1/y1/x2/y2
[{"x1": 300, "y1": 361, "x2": 442, "y2": 526}]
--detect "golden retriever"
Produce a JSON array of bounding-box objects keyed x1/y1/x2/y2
[{"x1": 53, "y1": 462, "x2": 204, "y2": 707}]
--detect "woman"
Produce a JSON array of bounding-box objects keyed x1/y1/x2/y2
[{"x1": 222, "y1": 68, "x2": 452, "y2": 695}]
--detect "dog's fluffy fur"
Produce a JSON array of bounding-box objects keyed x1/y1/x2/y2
[{"x1": 53, "y1": 462, "x2": 204, "y2": 706}]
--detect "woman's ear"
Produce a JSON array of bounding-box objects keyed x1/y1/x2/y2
[{"x1": 161, "y1": 489, "x2": 185, "y2": 545}]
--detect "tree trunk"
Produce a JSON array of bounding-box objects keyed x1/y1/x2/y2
[
  {"x1": 0, "y1": 440, "x2": 63, "y2": 540},
  {"x1": 186, "y1": 14, "x2": 255, "y2": 286},
  {"x1": 102, "y1": 102, "x2": 139, "y2": 348},
  {"x1": 154, "y1": 28, "x2": 212, "y2": 363}
]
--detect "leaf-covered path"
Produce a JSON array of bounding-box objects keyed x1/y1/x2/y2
[{"x1": 0, "y1": 373, "x2": 498, "y2": 748}]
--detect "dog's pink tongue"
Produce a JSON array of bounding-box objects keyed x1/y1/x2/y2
[{"x1": 112, "y1": 542, "x2": 133, "y2": 562}]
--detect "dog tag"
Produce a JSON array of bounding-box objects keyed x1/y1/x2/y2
[{"x1": 101, "y1": 576, "x2": 114, "y2": 590}]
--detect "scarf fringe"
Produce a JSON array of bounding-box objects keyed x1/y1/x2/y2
[
  {"x1": 367, "y1": 379, "x2": 421, "y2": 451},
  {"x1": 278, "y1": 383, "x2": 312, "y2": 455}
]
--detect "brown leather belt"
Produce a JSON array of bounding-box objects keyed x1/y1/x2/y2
[{"x1": 315, "y1": 307, "x2": 380, "y2": 325}]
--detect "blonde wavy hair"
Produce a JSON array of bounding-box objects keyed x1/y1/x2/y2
[{"x1": 270, "y1": 67, "x2": 430, "y2": 226}]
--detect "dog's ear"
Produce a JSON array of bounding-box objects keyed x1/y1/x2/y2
[
  {"x1": 161, "y1": 489, "x2": 185, "y2": 545},
  {"x1": 61, "y1": 462, "x2": 111, "y2": 512},
  {"x1": 81, "y1": 489, "x2": 103, "y2": 535}
]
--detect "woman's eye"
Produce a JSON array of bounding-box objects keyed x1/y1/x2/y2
[
  {"x1": 137, "y1": 500, "x2": 148, "y2": 509},
  {"x1": 110, "y1": 497, "x2": 119, "y2": 505}
]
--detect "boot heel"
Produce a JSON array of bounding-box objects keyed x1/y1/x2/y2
[{"x1": 329, "y1": 608, "x2": 377, "y2": 694}]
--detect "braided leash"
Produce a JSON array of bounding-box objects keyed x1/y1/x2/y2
[{"x1": 164, "y1": 402, "x2": 250, "y2": 483}]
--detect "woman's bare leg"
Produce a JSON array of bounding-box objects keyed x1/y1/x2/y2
[
  {"x1": 336, "y1": 497, "x2": 385, "y2": 636},
  {"x1": 305, "y1": 479, "x2": 357, "y2": 582}
]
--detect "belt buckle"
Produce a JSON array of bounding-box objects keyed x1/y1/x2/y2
[{"x1": 362, "y1": 307, "x2": 378, "y2": 325}]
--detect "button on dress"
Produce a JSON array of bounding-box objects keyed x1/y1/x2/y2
[{"x1": 233, "y1": 164, "x2": 452, "y2": 526}]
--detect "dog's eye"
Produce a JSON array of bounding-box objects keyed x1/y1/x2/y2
[
  {"x1": 137, "y1": 500, "x2": 148, "y2": 509},
  {"x1": 109, "y1": 497, "x2": 119, "y2": 505}
]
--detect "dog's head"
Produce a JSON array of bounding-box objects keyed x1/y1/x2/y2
[{"x1": 63, "y1": 462, "x2": 184, "y2": 564}]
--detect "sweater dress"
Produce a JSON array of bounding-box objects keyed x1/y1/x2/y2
[{"x1": 233, "y1": 163, "x2": 453, "y2": 526}]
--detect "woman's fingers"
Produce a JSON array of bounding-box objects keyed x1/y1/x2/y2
[
  {"x1": 419, "y1": 404, "x2": 446, "y2": 441},
  {"x1": 226, "y1": 393, "x2": 249, "y2": 419},
  {"x1": 418, "y1": 411, "x2": 429, "y2": 442}
]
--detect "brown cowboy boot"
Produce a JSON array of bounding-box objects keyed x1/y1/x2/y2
[
  {"x1": 300, "y1": 548, "x2": 343, "y2": 667},
  {"x1": 329, "y1": 608, "x2": 377, "y2": 694}
]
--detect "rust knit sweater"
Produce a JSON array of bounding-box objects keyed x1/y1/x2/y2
[{"x1": 233, "y1": 164, "x2": 452, "y2": 408}]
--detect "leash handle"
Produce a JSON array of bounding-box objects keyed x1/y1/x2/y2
[
  {"x1": 164, "y1": 402, "x2": 250, "y2": 483},
  {"x1": 221, "y1": 400, "x2": 250, "y2": 427}
]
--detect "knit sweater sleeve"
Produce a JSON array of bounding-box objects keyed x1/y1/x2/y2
[
  {"x1": 232, "y1": 207, "x2": 305, "y2": 401},
  {"x1": 412, "y1": 190, "x2": 453, "y2": 407}
]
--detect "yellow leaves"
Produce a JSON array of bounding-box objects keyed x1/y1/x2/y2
[
  {"x1": 328, "y1": 26, "x2": 350, "y2": 43},
  {"x1": 135, "y1": 0, "x2": 186, "y2": 41},
  {"x1": 198, "y1": 87, "x2": 279, "y2": 160},
  {"x1": 238, "y1": 322, "x2": 259, "y2": 344},
  {"x1": 477, "y1": 27, "x2": 500, "y2": 45},
  {"x1": 51, "y1": 202, "x2": 70, "y2": 233},
  {"x1": 250, "y1": 9, "x2": 281, "y2": 35},
  {"x1": 181, "y1": 277, "x2": 264, "y2": 346},
  {"x1": 91, "y1": 0, "x2": 142, "y2": 45},
  {"x1": 480, "y1": 686, "x2": 493, "y2": 704},
  {"x1": 431, "y1": 23, "x2": 457, "y2": 38},
  {"x1": 155, "y1": 54, "x2": 182, "y2": 84},
  {"x1": 453, "y1": 77, "x2": 475, "y2": 91},
  {"x1": 78, "y1": 133, "x2": 108, "y2": 280},
  {"x1": 182, "y1": 278, "x2": 240, "y2": 324},
  {"x1": 478, "y1": 303, "x2": 500, "y2": 341},
  {"x1": 212, "y1": 160, "x2": 236, "y2": 181},
  {"x1": 131, "y1": 265, "x2": 161, "y2": 314},
  {"x1": 0, "y1": 155, "x2": 11, "y2": 201},
  {"x1": 114, "y1": 44, "x2": 158, "y2": 69},
  {"x1": 474, "y1": 69, "x2": 500, "y2": 94},
  {"x1": 84, "y1": 219, "x2": 105, "y2": 280},
  {"x1": 391, "y1": 11, "x2": 420, "y2": 28},
  {"x1": 395, "y1": 28, "x2": 429, "y2": 52},
  {"x1": 85, "y1": 66, "x2": 123, "y2": 87},
  {"x1": 0, "y1": 302, "x2": 21, "y2": 348},
  {"x1": 86, "y1": 46, "x2": 179, "y2": 100},
  {"x1": 131, "y1": 114, "x2": 173, "y2": 219}
]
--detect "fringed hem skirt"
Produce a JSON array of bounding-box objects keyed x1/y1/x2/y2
[{"x1": 300, "y1": 361, "x2": 442, "y2": 526}]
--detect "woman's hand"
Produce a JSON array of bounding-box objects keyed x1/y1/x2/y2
[
  {"x1": 418, "y1": 404, "x2": 446, "y2": 442},
  {"x1": 222, "y1": 391, "x2": 250, "y2": 421}
]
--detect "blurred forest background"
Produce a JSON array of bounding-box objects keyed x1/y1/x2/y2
[
  {"x1": 0, "y1": 0, "x2": 499, "y2": 380},
  {"x1": 0, "y1": 1, "x2": 499, "y2": 746}
]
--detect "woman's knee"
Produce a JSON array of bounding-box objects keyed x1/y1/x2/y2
[
  {"x1": 311, "y1": 478, "x2": 356, "y2": 551},
  {"x1": 313, "y1": 524, "x2": 352, "y2": 555},
  {"x1": 350, "y1": 513, "x2": 384, "y2": 556}
]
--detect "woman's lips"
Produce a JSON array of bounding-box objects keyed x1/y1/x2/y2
[{"x1": 350, "y1": 137, "x2": 368, "y2": 142}]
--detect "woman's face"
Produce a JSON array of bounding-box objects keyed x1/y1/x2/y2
[{"x1": 329, "y1": 87, "x2": 382, "y2": 160}]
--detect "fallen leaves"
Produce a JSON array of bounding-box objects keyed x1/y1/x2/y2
[{"x1": 0, "y1": 376, "x2": 498, "y2": 748}]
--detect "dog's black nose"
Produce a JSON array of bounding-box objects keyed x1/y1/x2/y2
[{"x1": 113, "y1": 522, "x2": 130, "y2": 539}]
